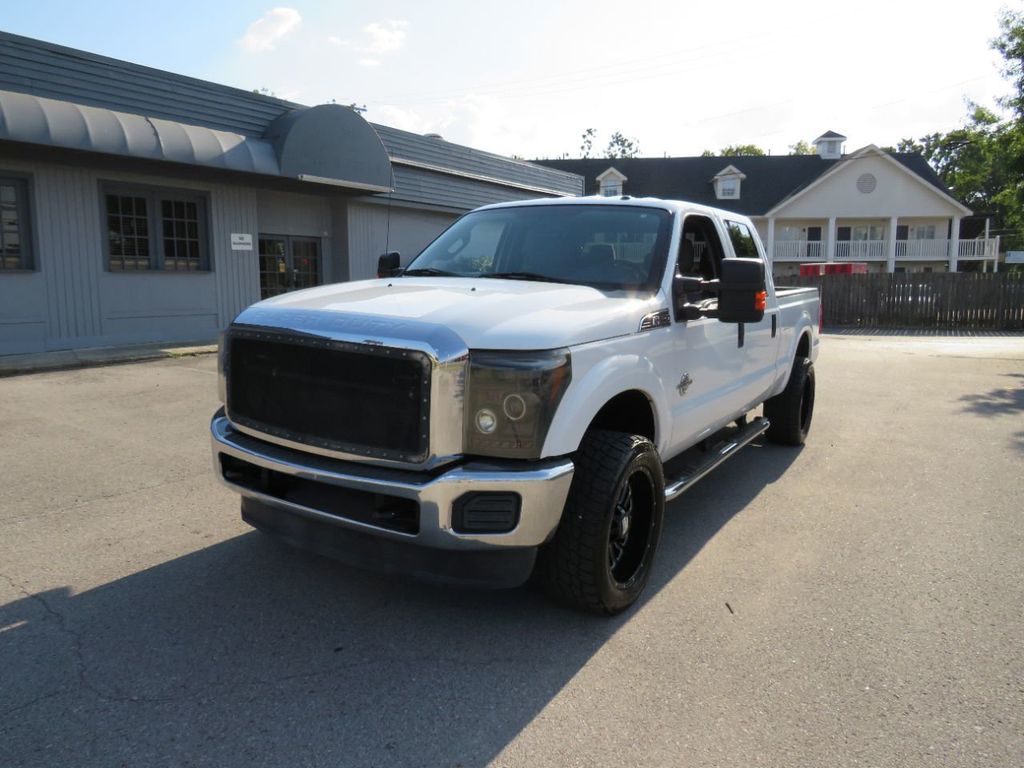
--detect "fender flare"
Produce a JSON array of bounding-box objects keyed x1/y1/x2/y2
[
  {"x1": 542, "y1": 353, "x2": 670, "y2": 457},
  {"x1": 771, "y1": 317, "x2": 814, "y2": 398}
]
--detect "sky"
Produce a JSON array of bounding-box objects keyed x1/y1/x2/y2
[{"x1": 1, "y1": 1, "x2": 1018, "y2": 159}]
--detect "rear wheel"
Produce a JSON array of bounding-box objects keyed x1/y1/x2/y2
[
  {"x1": 542, "y1": 430, "x2": 665, "y2": 615},
  {"x1": 764, "y1": 356, "x2": 815, "y2": 446}
]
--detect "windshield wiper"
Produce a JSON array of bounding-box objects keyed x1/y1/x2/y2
[
  {"x1": 480, "y1": 271, "x2": 575, "y2": 285},
  {"x1": 402, "y1": 267, "x2": 461, "y2": 277}
]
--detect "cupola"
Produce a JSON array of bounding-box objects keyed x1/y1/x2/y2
[{"x1": 812, "y1": 130, "x2": 846, "y2": 159}]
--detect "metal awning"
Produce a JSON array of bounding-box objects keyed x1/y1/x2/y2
[{"x1": 0, "y1": 89, "x2": 392, "y2": 192}]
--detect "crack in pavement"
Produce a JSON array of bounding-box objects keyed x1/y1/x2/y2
[
  {"x1": 2, "y1": 571, "x2": 563, "y2": 716},
  {"x1": 0, "y1": 572, "x2": 188, "y2": 712}
]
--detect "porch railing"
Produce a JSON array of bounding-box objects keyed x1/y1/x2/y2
[
  {"x1": 895, "y1": 239, "x2": 950, "y2": 260},
  {"x1": 773, "y1": 241, "x2": 823, "y2": 261},
  {"x1": 835, "y1": 240, "x2": 887, "y2": 260},
  {"x1": 957, "y1": 238, "x2": 999, "y2": 259},
  {"x1": 771, "y1": 238, "x2": 999, "y2": 262}
]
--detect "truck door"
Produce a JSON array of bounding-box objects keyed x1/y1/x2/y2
[
  {"x1": 668, "y1": 214, "x2": 746, "y2": 451},
  {"x1": 723, "y1": 219, "x2": 781, "y2": 406}
]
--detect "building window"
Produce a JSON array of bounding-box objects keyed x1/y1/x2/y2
[
  {"x1": 1, "y1": 175, "x2": 33, "y2": 271},
  {"x1": 600, "y1": 181, "x2": 622, "y2": 197},
  {"x1": 107, "y1": 193, "x2": 151, "y2": 270},
  {"x1": 103, "y1": 184, "x2": 209, "y2": 271},
  {"x1": 717, "y1": 178, "x2": 739, "y2": 198}
]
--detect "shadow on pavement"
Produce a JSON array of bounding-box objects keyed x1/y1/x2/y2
[
  {"x1": 0, "y1": 442, "x2": 799, "y2": 768},
  {"x1": 958, "y1": 372, "x2": 1024, "y2": 417}
]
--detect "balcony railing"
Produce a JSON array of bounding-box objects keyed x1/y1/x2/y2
[
  {"x1": 773, "y1": 241, "x2": 824, "y2": 261},
  {"x1": 772, "y1": 238, "x2": 999, "y2": 262},
  {"x1": 895, "y1": 239, "x2": 950, "y2": 260},
  {"x1": 956, "y1": 239, "x2": 999, "y2": 259},
  {"x1": 835, "y1": 240, "x2": 887, "y2": 260}
]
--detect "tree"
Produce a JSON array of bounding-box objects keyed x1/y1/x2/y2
[
  {"x1": 892, "y1": 10, "x2": 1024, "y2": 252},
  {"x1": 789, "y1": 140, "x2": 813, "y2": 155},
  {"x1": 579, "y1": 128, "x2": 597, "y2": 159},
  {"x1": 605, "y1": 131, "x2": 640, "y2": 159},
  {"x1": 702, "y1": 144, "x2": 765, "y2": 156},
  {"x1": 993, "y1": 8, "x2": 1024, "y2": 118}
]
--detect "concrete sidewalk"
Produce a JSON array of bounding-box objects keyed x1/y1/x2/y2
[{"x1": 0, "y1": 341, "x2": 217, "y2": 377}]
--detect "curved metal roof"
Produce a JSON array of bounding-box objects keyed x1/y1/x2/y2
[
  {"x1": 0, "y1": 89, "x2": 392, "y2": 192},
  {"x1": 0, "y1": 89, "x2": 279, "y2": 175}
]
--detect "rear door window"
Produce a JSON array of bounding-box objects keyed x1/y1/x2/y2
[{"x1": 725, "y1": 220, "x2": 761, "y2": 259}]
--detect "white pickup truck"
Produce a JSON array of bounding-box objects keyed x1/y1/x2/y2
[{"x1": 212, "y1": 196, "x2": 820, "y2": 614}]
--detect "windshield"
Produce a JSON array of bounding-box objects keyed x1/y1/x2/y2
[{"x1": 403, "y1": 204, "x2": 673, "y2": 292}]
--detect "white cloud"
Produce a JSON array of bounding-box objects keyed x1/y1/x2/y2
[
  {"x1": 240, "y1": 8, "x2": 302, "y2": 53},
  {"x1": 368, "y1": 104, "x2": 453, "y2": 137},
  {"x1": 359, "y1": 58, "x2": 381, "y2": 68},
  {"x1": 361, "y1": 21, "x2": 408, "y2": 55},
  {"x1": 326, "y1": 35, "x2": 344, "y2": 47}
]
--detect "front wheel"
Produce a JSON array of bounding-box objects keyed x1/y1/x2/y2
[
  {"x1": 541, "y1": 430, "x2": 665, "y2": 615},
  {"x1": 764, "y1": 356, "x2": 815, "y2": 446}
]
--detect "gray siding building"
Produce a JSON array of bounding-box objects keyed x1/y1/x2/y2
[{"x1": 0, "y1": 32, "x2": 582, "y2": 355}]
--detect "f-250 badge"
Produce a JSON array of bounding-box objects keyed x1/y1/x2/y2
[{"x1": 677, "y1": 373, "x2": 693, "y2": 396}]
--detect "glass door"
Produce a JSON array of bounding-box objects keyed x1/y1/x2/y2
[
  {"x1": 290, "y1": 237, "x2": 321, "y2": 291},
  {"x1": 258, "y1": 235, "x2": 322, "y2": 299}
]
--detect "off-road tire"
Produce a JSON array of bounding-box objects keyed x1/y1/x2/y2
[
  {"x1": 542, "y1": 430, "x2": 665, "y2": 615},
  {"x1": 764, "y1": 356, "x2": 815, "y2": 446}
]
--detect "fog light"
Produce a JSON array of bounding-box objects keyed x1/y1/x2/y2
[
  {"x1": 502, "y1": 393, "x2": 527, "y2": 421},
  {"x1": 452, "y1": 492, "x2": 521, "y2": 533},
  {"x1": 475, "y1": 408, "x2": 497, "y2": 434}
]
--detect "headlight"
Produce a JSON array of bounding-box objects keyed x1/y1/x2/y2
[{"x1": 464, "y1": 349, "x2": 572, "y2": 459}]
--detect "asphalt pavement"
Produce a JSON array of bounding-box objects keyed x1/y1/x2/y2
[{"x1": 0, "y1": 335, "x2": 1021, "y2": 767}]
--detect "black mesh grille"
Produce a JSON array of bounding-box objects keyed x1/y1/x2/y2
[{"x1": 226, "y1": 330, "x2": 430, "y2": 462}]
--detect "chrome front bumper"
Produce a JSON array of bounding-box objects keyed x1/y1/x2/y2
[{"x1": 211, "y1": 414, "x2": 574, "y2": 551}]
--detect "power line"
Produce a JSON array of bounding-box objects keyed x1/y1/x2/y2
[{"x1": 363, "y1": 31, "x2": 792, "y2": 108}]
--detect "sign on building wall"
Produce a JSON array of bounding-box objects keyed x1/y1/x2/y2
[{"x1": 231, "y1": 233, "x2": 254, "y2": 251}]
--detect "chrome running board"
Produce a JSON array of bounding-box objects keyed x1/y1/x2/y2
[{"x1": 664, "y1": 417, "x2": 770, "y2": 502}]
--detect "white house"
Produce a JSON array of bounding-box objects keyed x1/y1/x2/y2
[{"x1": 539, "y1": 132, "x2": 1000, "y2": 276}]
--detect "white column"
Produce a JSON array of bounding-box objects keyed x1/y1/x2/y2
[
  {"x1": 948, "y1": 216, "x2": 961, "y2": 272},
  {"x1": 825, "y1": 216, "x2": 837, "y2": 263},
  {"x1": 887, "y1": 216, "x2": 898, "y2": 273},
  {"x1": 766, "y1": 217, "x2": 776, "y2": 265},
  {"x1": 994, "y1": 235, "x2": 1001, "y2": 273}
]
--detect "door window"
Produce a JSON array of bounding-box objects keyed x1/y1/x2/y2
[
  {"x1": 290, "y1": 237, "x2": 321, "y2": 291},
  {"x1": 259, "y1": 235, "x2": 322, "y2": 299},
  {"x1": 725, "y1": 220, "x2": 760, "y2": 258},
  {"x1": 678, "y1": 215, "x2": 727, "y2": 299}
]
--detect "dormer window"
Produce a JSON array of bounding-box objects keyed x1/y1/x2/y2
[
  {"x1": 712, "y1": 164, "x2": 746, "y2": 201},
  {"x1": 812, "y1": 130, "x2": 847, "y2": 160},
  {"x1": 596, "y1": 166, "x2": 627, "y2": 197}
]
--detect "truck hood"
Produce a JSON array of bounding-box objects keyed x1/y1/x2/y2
[{"x1": 242, "y1": 277, "x2": 662, "y2": 349}]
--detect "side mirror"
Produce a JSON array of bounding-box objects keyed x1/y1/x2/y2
[
  {"x1": 377, "y1": 251, "x2": 402, "y2": 278},
  {"x1": 717, "y1": 258, "x2": 767, "y2": 324},
  {"x1": 671, "y1": 273, "x2": 705, "y2": 321}
]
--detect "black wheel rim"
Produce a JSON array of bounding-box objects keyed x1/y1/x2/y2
[{"x1": 608, "y1": 469, "x2": 656, "y2": 586}]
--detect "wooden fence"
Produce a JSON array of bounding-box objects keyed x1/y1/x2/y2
[{"x1": 781, "y1": 272, "x2": 1024, "y2": 331}]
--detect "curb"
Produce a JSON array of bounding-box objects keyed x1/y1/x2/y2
[{"x1": 0, "y1": 342, "x2": 218, "y2": 378}]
